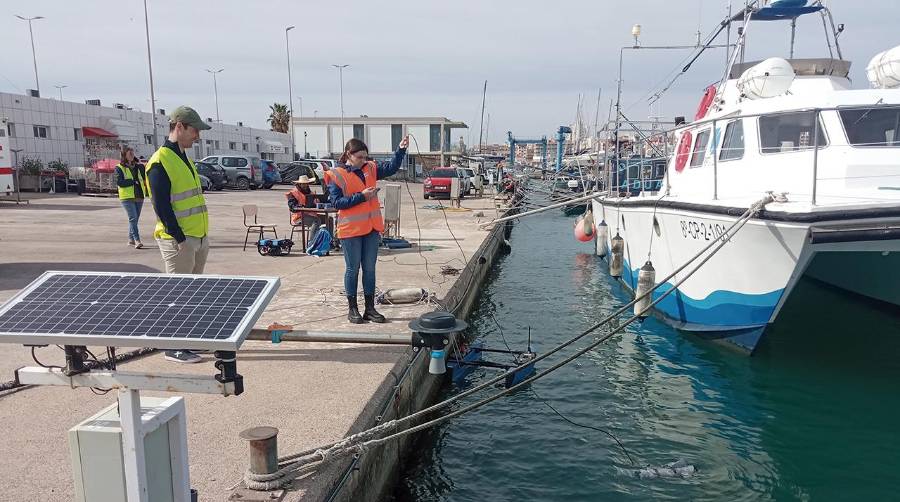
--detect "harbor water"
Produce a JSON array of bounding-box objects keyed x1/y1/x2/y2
[{"x1": 393, "y1": 208, "x2": 900, "y2": 501}]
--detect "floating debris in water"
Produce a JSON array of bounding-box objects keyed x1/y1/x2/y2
[{"x1": 630, "y1": 459, "x2": 696, "y2": 479}]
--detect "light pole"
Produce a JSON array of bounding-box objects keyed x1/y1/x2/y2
[
  {"x1": 10, "y1": 149, "x2": 24, "y2": 204},
  {"x1": 15, "y1": 15, "x2": 44, "y2": 95},
  {"x1": 54, "y1": 84, "x2": 67, "y2": 101},
  {"x1": 285, "y1": 26, "x2": 296, "y2": 161},
  {"x1": 303, "y1": 131, "x2": 308, "y2": 159},
  {"x1": 204, "y1": 68, "x2": 224, "y2": 122},
  {"x1": 142, "y1": 0, "x2": 159, "y2": 149},
  {"x1": 332, "y1": 64, "x2": 349, "y2": 146}
]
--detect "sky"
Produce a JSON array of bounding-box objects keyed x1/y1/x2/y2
[{"x1": 2, "y1": 1, "x2": 898, "y2": 145}]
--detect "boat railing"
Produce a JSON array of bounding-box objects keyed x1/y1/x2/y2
[{"x1": 611, "y1": 103, "x2": 900, "y2": 204}]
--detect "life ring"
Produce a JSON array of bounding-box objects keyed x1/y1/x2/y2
[
  {"x1": 674, "y1": 130, "x2": 692, "y2": 173},
  {"x1": 694, "y1": 84, "x2": 717, "y2": 120}
]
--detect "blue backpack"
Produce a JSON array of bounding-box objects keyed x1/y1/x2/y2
[{"x1": 306, "y1": 226, "x2": 333, "y2": 256}]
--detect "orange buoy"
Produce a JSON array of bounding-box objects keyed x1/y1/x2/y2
[{"x1": 574, "y1": 215, "x2": 595, "y2": 242}]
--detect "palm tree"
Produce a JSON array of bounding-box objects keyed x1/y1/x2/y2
[{"x1": 268, "y1": 103, "x2": 290, "y2": 133}]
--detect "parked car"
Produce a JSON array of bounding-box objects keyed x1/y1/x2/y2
[
  {"x1": 278, "y1": 161, "x2": 322, "y2": 185},
  {"x1": 462, "y1": 167, "x2": 478, "y2": 193},
  {"x1": 198, "y1": 174, "x2": 212, "y2": 192},
  {"x1": 309, "y1": 158, "x2": 335, "y2": 179},
  {"x1": 424, "y1": 168, "x2": 468, "y2": 199},
  {"x1": 194, "y1": 161, "x2": 227, "y2": 190},
  {"x1": 260, "y1": 159, "x2": 281, "y2": 189},
  {"x1": 199, "y1": 155, "x2": 263, "y2": 190}
]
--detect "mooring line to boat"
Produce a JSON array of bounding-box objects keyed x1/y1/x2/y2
[
  {"x1": 252, "y1": 194, "x2": 774, "y2": 483},
  {"x1": 241, "y1": 195, "x2": 776, "y2": 489}
]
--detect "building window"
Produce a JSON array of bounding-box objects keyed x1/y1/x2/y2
[
  {"x1": 759, "y1": 112, "x2": 827, "y2": 153},
  {"x1": 242, "y1": 143, "x2": 248, "y2": 151},
  {"x1": 144, "y1": 134, "x2": 153, "y2": 145},
  {"x1": 7, "y1": 123, "x2": 16, "y2": 138},
  {"x1": 214, "y1": 140, "x2": 220, "y2": 149},
  {"x1": 74, "y1": 128, "x2": 82, "y2": 141},
  {"x1": 391, "y1": 124, "x2": 403, "y2": 148},
  {"x1": 229, "y1": 141, "x2": 237, "y2": 150},
  {"x1": 33, "y1": 125, "x2": 49, "y2": 139},
  {"x1": 353, "y1": 124, "x2": 365, "y2": 142},
  {"x1": 206, "y1": 139, "x2": 213, "y2": 145},
  {"x1": 429, "y1": 124, "x2": 441, "y2": 152},
  {"x1": 719, "y1": 120, "x2": 744, "y2": 161}
]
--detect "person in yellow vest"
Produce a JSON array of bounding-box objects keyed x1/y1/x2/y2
[
  {"x1": 115, "y1": 145, "x2": 147, "y2": 249},
  {"x1": 327, "y1": 136, "x2": 408, "y2": 324},
  {"x1": 145, "y1": 106, "x2": 211, "y2": 364}
]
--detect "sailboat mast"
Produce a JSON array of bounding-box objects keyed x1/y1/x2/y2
[{"x1": 478, "y1": 80, "x2": 487, "y2": 153}]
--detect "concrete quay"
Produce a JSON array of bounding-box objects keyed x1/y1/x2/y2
[{"x1": 0, "y1": 181, "x2": 513, "y2": 501}]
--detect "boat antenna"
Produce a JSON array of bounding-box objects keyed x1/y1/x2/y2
[
  {"x1": 478, "y1": 80, "x2": 487, "y2": 153},
  {"x1": 527, "y1": 326, "x2": 532, "y2": 353}
]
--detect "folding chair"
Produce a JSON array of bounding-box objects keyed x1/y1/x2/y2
[{"x1": 242, "y1": 204, "x2": 278, "y2": 251}]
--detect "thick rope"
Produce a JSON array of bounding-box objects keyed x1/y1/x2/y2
[{"x1": 243, "y1": 194, "x2": 776, "y2": 490}]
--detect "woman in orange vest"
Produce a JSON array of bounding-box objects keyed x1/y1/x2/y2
[{"x1": 327, "y1": 136, "x2": 408, "y2": 323}]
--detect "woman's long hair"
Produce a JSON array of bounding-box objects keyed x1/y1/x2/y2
[
  {"x1": 120, "y1": 145, "x2": 135, "y2": 166},
  {"x1": 339, "y1": 138, "x2": 368, "y2": 164}
]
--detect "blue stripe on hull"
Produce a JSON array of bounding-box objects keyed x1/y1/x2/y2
[{"x1": 612, "y1": 258, "x2": 784, "y2": 350}]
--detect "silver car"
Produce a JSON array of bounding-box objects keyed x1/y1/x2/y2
[{"x1": 199, "y1": 155, "x2": 263, "y2": 190}]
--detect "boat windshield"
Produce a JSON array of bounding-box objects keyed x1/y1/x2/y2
[{"x1": 839, "y1": 107, "x2": 900, "y2": 147}]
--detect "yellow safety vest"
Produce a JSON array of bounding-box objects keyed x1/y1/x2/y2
[
  {"x1": 144, "y1": 146, "x2": 209, "y2": 240},
  {"x1": 116, "y1": 164, "x2": 146, "y2": 200}
]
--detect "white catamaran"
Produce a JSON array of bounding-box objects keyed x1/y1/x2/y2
[{"x1": 593, "y1": 0, "x2": 900, "y2": 351}]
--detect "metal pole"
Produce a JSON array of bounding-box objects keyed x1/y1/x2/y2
[
  {"x1": 478, "y1": 80, "x2": 487, "y2": 153},
  {"x1": 811, "y1": 109, "x2": 820, "y2": 206},
  {"x1": 205, "y1": 69, "x2": 223, "y2": 122},
  {"x1": 332, "y1": 64, "x2": 349, "y2": 146},
  {"x1": 712, "y1": 118, "x2": 718, "y2": 200},
  {"x1": 27, "y1": 19, "x2": 40, "y2": 94},
  {"x1": 142, "y1": 0, "x2": 159, "y2": 149},
  {"x1": 790, "y1": 18, "x2": 797, "y2": 59},
  {"x1": 55, "y1": 84, "x2": 67, "y2": 101},
  {"x1": 119, "y1": 389, "x2": 150, "y2": 502},
  {"x1": 286, "y1": 26, "x2": 295, "y2": 160},
  {"x1": 11, "y1": 149, "x2": 24, "y2": 204}
]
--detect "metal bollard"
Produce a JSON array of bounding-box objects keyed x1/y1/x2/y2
[{"x1": 239, "y1": 426, "x2": 280, "y2": 475}]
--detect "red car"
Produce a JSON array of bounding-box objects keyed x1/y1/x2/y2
[{"x1": 424, "y1": 168, "x2": 466, "y2": 199}]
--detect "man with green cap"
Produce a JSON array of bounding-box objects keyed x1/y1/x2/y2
[{"x1": 145, "y1": 106, "x2": 211, "y2": 364}]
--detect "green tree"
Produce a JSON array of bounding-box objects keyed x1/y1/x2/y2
[{"x1": 268, "y1": 103, "x2": 290, "y2": 133}]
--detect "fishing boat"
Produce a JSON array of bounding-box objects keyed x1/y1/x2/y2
[{"x1": 593, "y1": 1, "x2": 900, "y2": 352}]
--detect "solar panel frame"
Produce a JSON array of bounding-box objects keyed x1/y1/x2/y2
[{"x1": 0, "y1": 271, "x2": 280, "y2": 351}]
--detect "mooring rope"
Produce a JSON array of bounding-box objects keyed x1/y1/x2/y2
[{"x1": 241, "y1": 194, "x2": 776, "y2": 490}]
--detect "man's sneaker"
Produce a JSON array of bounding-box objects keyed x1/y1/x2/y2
[{"x1": 164, "y1": 350, "x2": 202, "y2": 364}]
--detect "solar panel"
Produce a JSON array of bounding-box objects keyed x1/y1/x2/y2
[{"x1": 0, "y1": 271, "x2": 280, "y2": 351}]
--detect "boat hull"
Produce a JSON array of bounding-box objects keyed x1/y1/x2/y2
[{"x1": 593, "y1": 198, "x2": 900, "y2": 352}]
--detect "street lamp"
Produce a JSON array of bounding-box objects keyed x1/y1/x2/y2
[
  {"x1": 142, "y1": 0, "x2": 159, "y2": 149},
  {"x1": 331, "y1": 64, "x2": 349, "y2": 146},
  {"x1": 285, "y1": 26, "x2": 296, "y2": 161},
  {"x1": 10, "y1": 149, "x2": 24, "y2": 204},
  {"x1": 15, "y1": 15, "x2": 44, "y2": 95},
  {"x1": 204, "y1": 68, "x2": 224, "y2": 122},
  {"x1": 54, "y1": 84, "x2": 67, "y2": 101},
  {"x1": 303, "y1": 131, "x2": 308, "y2": 158}
]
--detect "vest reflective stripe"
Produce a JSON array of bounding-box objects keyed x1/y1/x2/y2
[
  {"x1": 331, "y1": 163, "x2": 384, "y2": 239},
  {"x1": 116, "y1": 164, "x2": 146, "y2": 200},
  {"x1": 173, "y1": 205, "x2": 209, "y2": 219},
  {"x1": 145, "y1": 146, "x2": 209, "y2": 240},
  {"x1": 171, "y1": 187, "x2": 203, "y2": 202}
]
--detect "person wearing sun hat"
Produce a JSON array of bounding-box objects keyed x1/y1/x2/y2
[
  {"x1": 287, "y1": 174, "x2": 327, "y2": 231},
  {"x1": 144, "y1": 105, "x2": 211, "y2": 364}
]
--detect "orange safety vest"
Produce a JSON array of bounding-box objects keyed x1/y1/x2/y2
[
  {"x1": 328, "y1": 162, "x2": 384, "y2": 239},
  {"x1": 286, "y1": 188, "x2": 309, "y2": 225}
]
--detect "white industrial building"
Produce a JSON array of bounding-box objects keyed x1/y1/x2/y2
[
  {"x1": 0, "y1": 90, "x2": 291, "y2": 169},
  {"x1": 292, "y1": 116, "x2": 467, "y2": 162}
]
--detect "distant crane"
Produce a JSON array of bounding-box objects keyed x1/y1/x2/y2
[
  {"x1": 506, "y1": 132, "x2": 548, "y2": 171},
  {"x1": 555, "y1": 126, "x2": 572, "y2": 172}
]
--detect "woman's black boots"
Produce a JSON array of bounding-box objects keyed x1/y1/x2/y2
[
  {"x1": 363, "y1": 295, "x2": 386, "y2": 323},
  {"x1": 347, "y1": 296, "x2": 363, "y2": 324}
]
